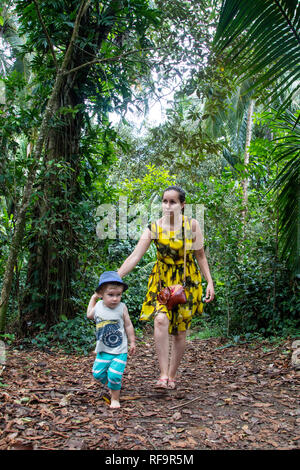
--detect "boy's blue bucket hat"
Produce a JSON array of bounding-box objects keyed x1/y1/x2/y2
[{"x1": 96, "y1": 271, "x2": 128, "y2": 293}]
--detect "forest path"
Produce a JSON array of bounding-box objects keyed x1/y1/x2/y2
[{"x1": 1, "y1": 336, "x2": 299, "y2": 451}]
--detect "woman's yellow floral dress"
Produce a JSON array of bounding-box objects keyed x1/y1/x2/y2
[{"x1": 140, "y1": 215, "x2": 203, "y2": 335}]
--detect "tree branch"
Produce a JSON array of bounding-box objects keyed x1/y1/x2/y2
[
  {"x1": 62, "y1": 46, "x2": 165, "y2": 76},
  {"x1": 169, "y1": 395, "x2": 203, "y2": 410},
  {"x1": 33, "y1": 0, "x2": 58, "y2": 70},
  {"x1": 62, "y1": 0, "x2": 92, "y2": 71}
]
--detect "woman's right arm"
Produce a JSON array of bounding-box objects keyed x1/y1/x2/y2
[{"x1": 117, "y1": 228, "x2": 152, "y2": 278}]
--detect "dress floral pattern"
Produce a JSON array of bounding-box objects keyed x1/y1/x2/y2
[{"x1": 140, "y1": 215, "x2": 203, "y2": 335}]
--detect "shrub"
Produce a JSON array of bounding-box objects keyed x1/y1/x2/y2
[{"x1": 26, "y1": 315, "x2": 96, "y2": 355}]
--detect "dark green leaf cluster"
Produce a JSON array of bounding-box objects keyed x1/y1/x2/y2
[
  {"x1": 22, "y1": 316, "x2": 96, "y2": 356},
  {"x1": 14, "y1": 0, "x2": 161, "y2": 117},
  {"x1": 193, "y1": 173, "x2": 299, "y2": 337}
]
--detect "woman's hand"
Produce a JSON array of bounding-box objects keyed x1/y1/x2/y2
[{"x1": 204, "y1": 281, "x2": 215, "y2": 303}]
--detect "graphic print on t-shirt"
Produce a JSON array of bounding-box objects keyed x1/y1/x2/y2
[{"x1": 95, "y1": 319, "x2": 123, "y2": 348}]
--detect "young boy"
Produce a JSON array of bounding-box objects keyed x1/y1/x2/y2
[{"x1": 87, "y1": 271, "x2": 136, "y2": 409}]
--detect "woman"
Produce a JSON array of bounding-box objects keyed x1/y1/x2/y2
[{"x1": 118, "y1": 186, "x2": 214, "y2": 389}]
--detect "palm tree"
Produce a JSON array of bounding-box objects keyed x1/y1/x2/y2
[
  {"x1": 270, "y1": 110, "x2": 300, "y2": 275},
  {"x1": 213, "y1": 0, "x2": 300, "y2": 275},
  {"x1": 213, "y1": 0, "x2": 300, "y2": 110},
  {"x1": 0, "y1": 3, "x2": 30, "y2": 79},
  {"x1": 203, "y1": 80, "x2": 256, "y2": 222}
]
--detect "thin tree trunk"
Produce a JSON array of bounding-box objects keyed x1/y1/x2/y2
[
  {"x1": 273, "y1": 158, "x2": 279, "y2": 322},
  {"x1": 241, "y1": 99, "x2": 255, "y2": 226},
  {"x1": 0, "y1": 1, "x2": 91, "y2": 333},
  {"x1": 226, "y1": 292, "x2": 230, "y2": 336}
]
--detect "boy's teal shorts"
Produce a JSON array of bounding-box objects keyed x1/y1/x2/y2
[{"x1": 92, "y1": 352, "x2": 127, "y2": 391}]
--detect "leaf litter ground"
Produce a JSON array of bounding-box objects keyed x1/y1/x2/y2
[{"x1": 1, "y1": 335, "x2": 299, "y2": 450}]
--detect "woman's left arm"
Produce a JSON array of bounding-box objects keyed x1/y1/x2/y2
[{"x1": 191, "y1": 219, "x2": 215, "y2": 303}]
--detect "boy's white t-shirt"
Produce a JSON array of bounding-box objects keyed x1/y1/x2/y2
[{"x1": 94, "y1": 300, "x2": 128, "y2": 355}]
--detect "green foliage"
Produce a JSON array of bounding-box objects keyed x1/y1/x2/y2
[
  {"x1": 210, "y1": 250, "x2": 300, "y2": 337},
  {"x1": 194, "y1": 171, "x2": 299, "y2": 337},
  {"x1": 121, "y1": 163, "x2": 176, "y2": 203},
  {"x1": 0, "y1": 332, "x2": 15, "y2": 345},
  {"x1": 213, "y1": 0, "x2": 300, "y2": 281},
  {"x1": 23, "y1": 316, "x2": 96, "y2": 356},
  {"x1": 269, "y1": 110, "x2": 300, "y2": 276},
  {"x1": 123, "y1": 249, "x2": 156, "y2": 325},
  {"x1": 189, "y1": 315, "x2": 224, "y2": 340}
]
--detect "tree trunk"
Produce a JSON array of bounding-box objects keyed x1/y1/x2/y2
[
  {"x1": 20, "y1": 82, "x2": 84, "y2": 328},
  {"x1": 0, "y1": 1, "x2": 91, "y2": 333},
  {"x1": 241, "y1": 99, "x2": 255, "y2": 226}
]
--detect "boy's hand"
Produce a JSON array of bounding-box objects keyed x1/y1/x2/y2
[{"x1": 129, "y1": 343, "x2": 136, "y2": 355}]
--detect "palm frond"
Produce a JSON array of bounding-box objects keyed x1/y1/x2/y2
[
  {"x1": 214, "y1": 0, "x2": 300, "y2": 109},
  {"x1": 270, "y1": 110, "x2": 300, "y2": 275}
]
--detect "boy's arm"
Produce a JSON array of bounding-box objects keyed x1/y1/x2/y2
[
  {"x1": 87, "y1": 293, "x2": 101, "y2": 319},
  {"x1": 123, "y1": 305, "x2": 136, "y2": 355}
]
